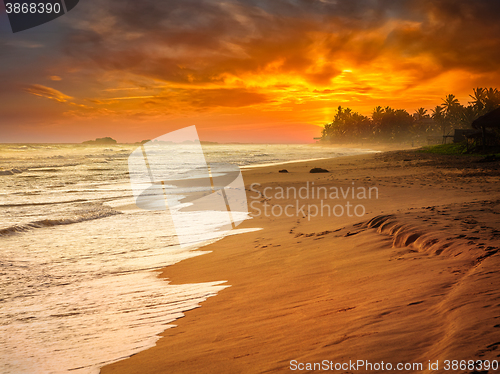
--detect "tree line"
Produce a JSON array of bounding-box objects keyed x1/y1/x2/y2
[{"x1": 321, "y1": 87, "x2": 500, "y2": 143}]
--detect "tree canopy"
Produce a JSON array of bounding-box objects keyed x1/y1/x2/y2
[{"x1": 321, "y1": 87, "x2": 500, "y2": 143}]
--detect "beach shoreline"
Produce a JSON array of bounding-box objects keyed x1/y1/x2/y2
[{"x1": 101, "y1": 149, "x2": 500, "y2": 374}]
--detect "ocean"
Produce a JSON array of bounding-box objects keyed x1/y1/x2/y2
[{"x1": 0, "y1": 143, "x2": 375, "y2": 374}]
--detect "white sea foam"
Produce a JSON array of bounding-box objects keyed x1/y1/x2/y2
[{"x1": 0, "y1": 143, "x2": 372, "y2": 373}]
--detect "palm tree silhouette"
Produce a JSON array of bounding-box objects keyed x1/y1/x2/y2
[
  {"x1": 384, "y1": 106, "x2": 395, "y2": 115},
  {"x1": 414, "y1": 107, "x2": 428, "y2": 120},
  {"x1": 431, "y1": 105, "x2": 444, "y2": 120},
  {"x1": 372, "y1": 106, "x2": 383, "y2": 117},
  {"x1": 431, "y1": 105, "x2": 446, "y2": 136},
  {"x1": 484, "y1": 88, "x2": 500, "y2": 112},
  {"x1": 469, "y1": 87, "x2": 486, "y2": 115},
  {"x1": 371, "y1": 106, "x2": 384, "y2": 123},
  {"x1": 441, "y1": 94, "x2": 459, "y2": 116},
  {"x1": 469, "y1": 87, "x2": 500, "y2": 116}
]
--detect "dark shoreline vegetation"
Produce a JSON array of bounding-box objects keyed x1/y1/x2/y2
[
  {"x1": 320, "y1": 87, "x2": 500, "y2": 148},
  {"x1": 419, "y1": 143, "x2": 500, "y2": 158}
]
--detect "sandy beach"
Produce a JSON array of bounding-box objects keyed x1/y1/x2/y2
[{"x1": 101, "y1": 149, "x2": 500, "y2": 374}]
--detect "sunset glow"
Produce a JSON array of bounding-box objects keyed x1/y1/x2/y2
[{"x1": 2, "y1": 0, "x2": 500, "y2": 143}]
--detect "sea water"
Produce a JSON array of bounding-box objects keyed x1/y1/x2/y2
[{"x1": 0, "y1": 143, "x2": 374, "y2": 373}]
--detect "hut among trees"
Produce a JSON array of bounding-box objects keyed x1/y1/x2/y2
[{"x1": 470, "y1": 107, "x2": 500, "y2": 150}]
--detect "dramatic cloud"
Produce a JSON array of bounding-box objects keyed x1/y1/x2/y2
[
  {"x1": 2, "y1": 0, "x2": 500, "y2": 142},
  {"x1": 23, "y1": 84, "x2": 73, "y2": 103},
  {"x1": 58, "y1": 0, "x2": 500, "y2": 91}
]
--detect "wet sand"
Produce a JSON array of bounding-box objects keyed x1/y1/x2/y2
[{"x1": 101, "y1": 149, "x2": 500, "y2": 373}]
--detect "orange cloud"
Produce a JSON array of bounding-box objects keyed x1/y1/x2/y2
[
  {"x1": 23, "y1": 84, "x2": 73, "y2": 103},
  {"x1": 3, "y1": 0, "x2": 500, "y2": 142}
]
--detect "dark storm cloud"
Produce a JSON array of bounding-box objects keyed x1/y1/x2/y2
[
  {"x1": 386, "y1": 0, "x2": 500, "y2": 73},
  {"x1": 59, "y1": 0, "x2": 398, "y2": 86},
  {"x1": 6, "y1": 0, "x2": 500, "y2": 104},
  {"x1": 59, "y1": 0, "x2": 500, "y2": 84}
]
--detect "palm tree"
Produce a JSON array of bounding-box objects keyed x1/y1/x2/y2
[
  {"x1": 484, "y1": 88, "x2": 500, "y2": 112},
  {"x1": 384, "y1": 106, "x2": 395, "y2": 115},
  {"x1": 371, "y1": 106, "x2": 384, "y2": 123},
  {"x1": 372, "y1": 106, "x2": 383, "y2": 117},
  {"x1": 431, "y1": 105, "x2": 444, "y2": 120},
  {"x1": 441, "y1": 94, "x2": 460, "y2": 116},
  {"x1": 414, "y1": 107, "x2": 428, "y2": 120},
  {"x1": 469, "y1": 87, "x2": 500, "y2": 116},
  {"x1": 432, "y1": 105, "x2": 446, "y2": 135},
  {"x1": 469, "y1": 87, "x2": 486, "y2": 114},
  {"x1": 459, "y1": 105, "x2": 478, "y2": 128},
  {"x1": 441, "y1": 94, "x2": 465, "y2": 135}
]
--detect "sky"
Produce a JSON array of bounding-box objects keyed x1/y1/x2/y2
[{"x1": 1, "y1": 0, "x2": 500, "y2": 143}]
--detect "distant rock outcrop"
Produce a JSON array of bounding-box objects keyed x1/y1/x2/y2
[
  {"x1": 279, "y1": 169, "x2": 288, "y2": 173},
  {"x1": 83, "y1": 137, "x2": 117, "y2": 145}
]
